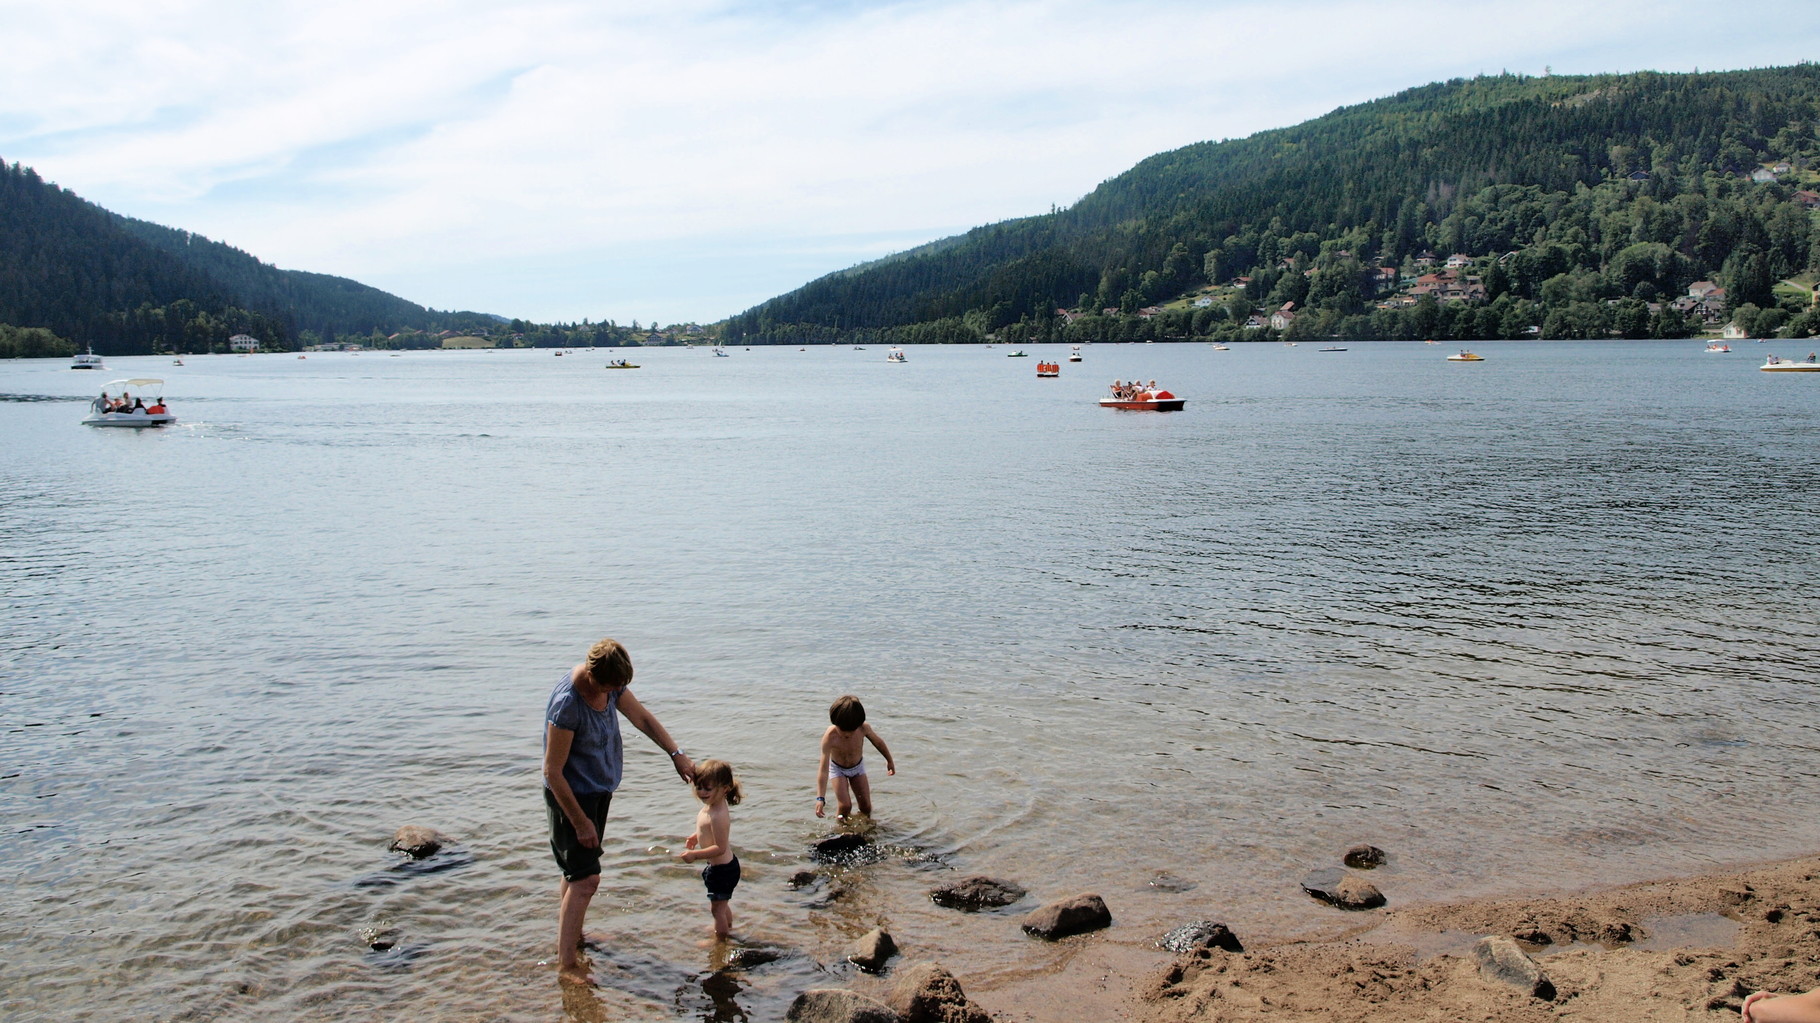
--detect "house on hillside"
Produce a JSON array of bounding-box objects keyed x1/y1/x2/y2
[
  {"x1": 229, "y1": 334, "x2": 259, "y2": 352},
  {"x1": 1269, "y1": 302, "x2": 1297, "y2": 331},
  {"x1": 1722, "y1": 321, "x2": 1749, "y2": 339},
  {"x1": 1445, "y1": 253, "x2": 1472, "y2": 269},
  {"x1": 1751, "y1": 168, "x2": 1781, "y2": 183},
  {"x1": 1193, "y1": 296, "x2": 1215, "y2": 308},
  {"x1": 1243, "y1": 314, "x2": 1267, "y2": 330},
  {"x1": 1795, "y1": 190, "x2": 1820, "y2": 210}
]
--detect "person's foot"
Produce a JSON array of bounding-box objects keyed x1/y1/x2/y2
[
  {"x1": 579, "y1": 931, "x2": 609, "y2": 951},
  {"x1": 557, "y1": 962, "x2": 596, "y2": 987}
]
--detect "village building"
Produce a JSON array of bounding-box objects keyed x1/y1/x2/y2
[{"x1": 229, "y1": 333, "x2": 259, "y2": 352}]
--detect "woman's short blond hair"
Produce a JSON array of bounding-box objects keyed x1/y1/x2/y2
[{"x1": 585, "y1": 638, "x2": 634, "y2": 689}]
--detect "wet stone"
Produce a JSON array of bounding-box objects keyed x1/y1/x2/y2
[
  {"x1": 785, "y1": 988, "x2": 899, "y2": 1023},
  {"x1": 389, "y1": 825, "x2": 449, "y2": 859},
  {"x1": 1146, "y1": 873, "x2": 1198, "y2": 893},
  {"x1": 1158, "y1": 921, "x2": 1243, "y2": 954},
  {"x1": 1022, "y1": 893, "x2": 1112, "y2": 940},
  {"x1": 929, "y1": 875, "x2": 1026, "y2": 910},
  {"x1": 1343, "y1": 844, "x2": 1387, "y2": 869},
  {"x1": 1301, "y1": 868, "x2": 1386, "y2": 910},
  {"x1": 847, "y1": 928, "x2": 898, "y2": 974}
]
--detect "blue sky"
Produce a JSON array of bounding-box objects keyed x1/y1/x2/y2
[{"x1": 4, "y1": 0, "x2": 1817, "y2": 326}]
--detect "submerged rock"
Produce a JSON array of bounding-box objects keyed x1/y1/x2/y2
[
  {"x1": 1300, "y1": 868, "x2": 1385, "y2": 910},
  {"x1": 1021, "y1": 893, "x2": 1112, "y2": 940},
  {"x1": 1158, "y1": 921, "x2": 1243, "y2": 954},
  {"x1": 1343, "y1": 844, "x2": 1387, "y2": 869},
  {"x1": 847, "y1": 928, "x2": 898, "y2": 974},
  {"x1": 785, "y1": 988, "x2": 900, "y2": 1023},
  {"x1": 885, "y1": 962, "x2": 992, "y2": 1023},
  {"x1": 929, "y1": 875, "x2": 1026, "y2": 910},
  {"x1": 389, "y1": 825, "x2": 449, "y2": 859}
]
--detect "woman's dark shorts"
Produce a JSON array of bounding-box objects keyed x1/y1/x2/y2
[
  {"x1": 545, "y1": 787, "x2": 612, "y2": 882},
  {"x1": 701, "y1": 856, "x2": 741, "y2": 901}
]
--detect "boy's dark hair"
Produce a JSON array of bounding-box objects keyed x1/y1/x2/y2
[{"x1": 829, "y1": 694, "x2": 866, "y2": 731}]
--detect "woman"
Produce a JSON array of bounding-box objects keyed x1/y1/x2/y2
[{"x1": 542, "y1": 637, "x2": 694, "y2": 985}]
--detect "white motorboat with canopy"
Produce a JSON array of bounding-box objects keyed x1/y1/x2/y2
[{"x1": 83, "y1": 378, "x2": 175, "y2": 426}]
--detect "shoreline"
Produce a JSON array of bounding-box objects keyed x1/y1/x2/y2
[{"x1": 925, "y1": 853, "x2": 1820, "y2": 1023}]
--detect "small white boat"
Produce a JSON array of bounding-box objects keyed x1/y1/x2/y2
[
  {"x1": 1705, "y1": 342, "x2": 1732, "y2": 353},
  {"x1": 1318, "y1": 346, "x2": 1348, "y2": 353},
  {"x1": 71, "y1": 345, "x2": 104, "y2": 370},
  {"x1": 82, "y1": 378, "x2": 175, "y2": 427},
  {"x1": 1447, "y1": 350, "x2": 1484, "y2": 362},
  {"x1": 712, "y1": 346, "x2": 729, "y2": 357},
  {"x1": 1068, "y1": 346, "x2": 1082, "y2": 363},
  {"x1": 886, "y1": 347, "x2": 907, "y2": 363},
  {"x1": 1211, "y1": 344, "x2": 1230, "y2": 351},
  {"x1": 1760, "y1": 355, "x2": 1820, "y2": 372}
]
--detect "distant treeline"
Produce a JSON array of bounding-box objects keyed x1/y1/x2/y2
[
  {"x1": 0, "y1": 323, "x2": 74, "y2": 359},
  {"x1": 0, "y1": 161, "x2": 502, "y2": 355},
  {"x1": 725, "y1": 65, "x2": 1820, "y2": 343}
]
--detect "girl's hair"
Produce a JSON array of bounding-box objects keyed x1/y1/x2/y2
[{"x1": 694, "y1": 759, "x2": 743, "y2": 805}]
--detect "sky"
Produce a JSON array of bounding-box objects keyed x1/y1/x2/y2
[{"x1": 3, "y1": 1, "x2": 1818, "y2": 327}]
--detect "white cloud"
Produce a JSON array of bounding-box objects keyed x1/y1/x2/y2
[{"x1": 2, "y1": 0, "x2": 1816, "y2": 322}]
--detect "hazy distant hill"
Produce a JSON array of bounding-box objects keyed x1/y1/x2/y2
[
  {"x1": 0, "y1": 161, "x2": 494, "y2": 354},
  {"x1": 726, "y1": 65, "x2": 1820, "y2": 344}
]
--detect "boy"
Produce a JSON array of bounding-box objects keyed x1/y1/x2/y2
[{"x1": 815, "y1": 695, "x2": 896, "y2": 818}]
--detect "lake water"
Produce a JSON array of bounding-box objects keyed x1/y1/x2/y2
[{"x1": 3, "y1": 340, "x2": 1818, "y2": 1022}]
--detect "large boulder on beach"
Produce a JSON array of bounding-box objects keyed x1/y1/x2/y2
[
  {"x1": 388, "y1": 825, "x2": 449, "y2": 859},
  {"x1": 847, "y1": 928, "x2": 898, "y2": 973},
  {"x1": 1300, "y1": 868, "x2": 1386, "y2": 910},
  {"x1": 1158, "y1": 920, "x2": 1243, "y2": 954},
  {"x1": 1021, "y1": 893, "x2": 1111, "y2": 940},
  {"x1": 884, "y1": 962, "x2": 992, "y2": 1023},
  {"x1": 1474, "y1": 935, "x2": 1556, "y2": 1000},
  {"x1": 929, "y1": 875, "x2": 1025, "y2": 910},
  {"x1": 785, "y1": 989, "x2": 900, "y2": 1023}
]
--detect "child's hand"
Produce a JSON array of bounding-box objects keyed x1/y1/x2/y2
[
  {"x1": 814, "y1": 797, "x2": 826, "y2": 818},
  {"x1": 886, "y1": 765, "x2": 896, "y2": 776},
  {"x1": 684, "y1": 834, "x2": 699, "y2": 850}
]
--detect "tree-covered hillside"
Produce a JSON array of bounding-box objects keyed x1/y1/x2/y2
[
  {"x1": 0, "y1": 161, "x2": 497, "y2": 354},
  {"x1": 725, "y1": 65, "x2": 1820, "y2": 344}
]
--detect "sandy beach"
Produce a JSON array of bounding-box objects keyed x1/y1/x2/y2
[{"x1": 902, "y1": 855, "x2": 1820, "y2": 1023}]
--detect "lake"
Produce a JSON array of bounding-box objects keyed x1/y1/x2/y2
[{"x1": 2, "y1": 340, "x2": 1817, "y2": 1021}]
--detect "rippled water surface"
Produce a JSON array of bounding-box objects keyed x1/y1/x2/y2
[{"x1": 3, "y1": 341, "x2": 1818, "y2": 1021}]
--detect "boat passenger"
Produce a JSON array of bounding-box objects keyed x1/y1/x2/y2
[
  {"x1": 1808, "y1": 352, "x2": 1817, "y2": 363},
  {"x1": 132, "y1": 397, "x2": 146, "y2": 412},
  {"x1": 147, "y1": 400, "x2": 166, "y2": 415},
  {"x1": 93, "y1": 392, "x2": 109, "y2": 414}
]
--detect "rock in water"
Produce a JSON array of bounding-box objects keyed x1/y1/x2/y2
[
  {"x1": 1474, "y1": 935, "x2": 1556, "y2": 1000},
  {"x1": 847, "y1": 928, "x2": 898, "y2": 973},
  {"x1": 885, "y1": 962, "x2": 992, "y2": 1023},
  {"x1": 1300, "y1": 868, "x2": 1386, "y2": 910},
  {"x1": 1158, "y1": 921, "x2": 1243, "y2": 954},
  {"x1": 785, "y1": 989, "x2": 900, "y2": 1023},
  {"x1": 928, "y1": 875, "x2": 1026, "y2": 910},
  {"x1": 1343, "y1": 844, "x2": 1386, "y2": 869},
  {"x1": 1021, "y1": 893, "x2": 1112, "y2": 940},
  {"x1": 389, "y1": 825, "x2": 448, "y2": 859}
]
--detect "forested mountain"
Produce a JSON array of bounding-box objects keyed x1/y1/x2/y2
[
  {"x1": 725, "y1": 65, "x2": 1820, "y2": 344},
  {"x1": 0, "y1": 161, "x2": 496, "y2": 355}
]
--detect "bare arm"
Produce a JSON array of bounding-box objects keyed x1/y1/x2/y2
[
  {"x1": 864, "y1": 724, "x2": 896, "y2": 774},
  {"x1": 542, "y1": 724, "x2": 598, "y2": 849},
  {"x1": 618, "y1": 689, "x2": 694, "y2": 782},
  {"x1": 814, "y1": 730, "x2": 832, "y2": 816},
  {"x1": 1745, "y1": 989, "x2": 1820, "y2": 1023}
]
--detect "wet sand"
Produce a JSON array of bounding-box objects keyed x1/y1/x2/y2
[{"x1": 880, "y1": 855, "x2": 1820, "y2": 1023}]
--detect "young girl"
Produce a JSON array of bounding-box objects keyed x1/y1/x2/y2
[{"x1": 677, "y1": 758, "x2": 742, "y2": 938}]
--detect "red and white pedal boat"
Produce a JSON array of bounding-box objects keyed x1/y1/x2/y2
[{"x1": 1099, "y1": 388, "x2": 1185, "y2": 411}]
